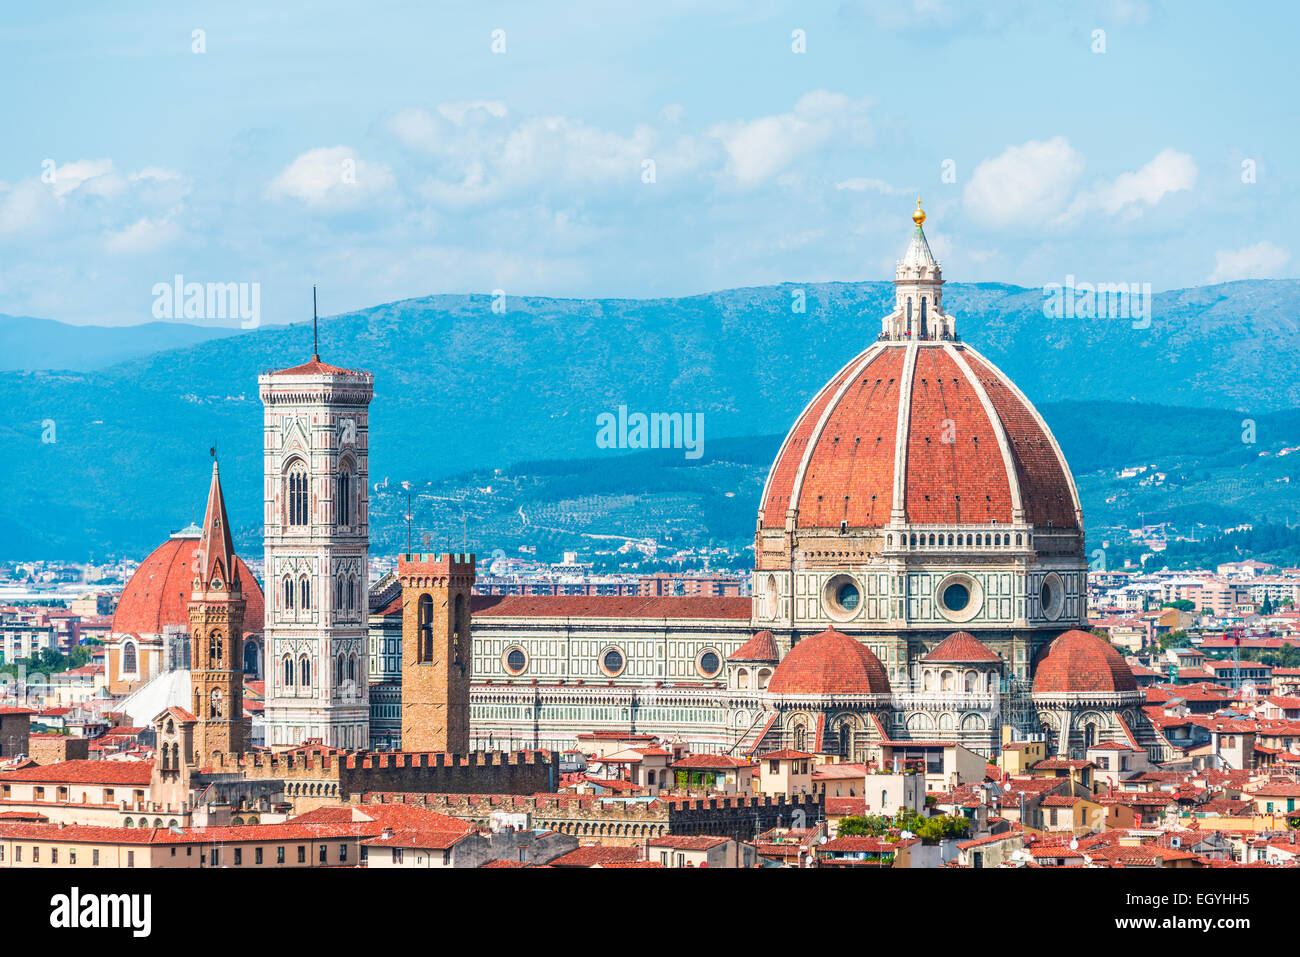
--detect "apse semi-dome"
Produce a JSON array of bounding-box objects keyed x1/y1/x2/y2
[
  {"x1": 922, "y1": 630, "x2": 1000, "y2": 664},
  {"x1": 767, "y1": 627, "x2": 891, "y2": 696},
  {"x1": 1032, "y1": 629, "x2": 1137, "y2": 694},
  {"x1": 112, "y1": 529, "x2": 264, "y2": 637}
]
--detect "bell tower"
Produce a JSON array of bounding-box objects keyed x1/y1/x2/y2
[
  {"x1": 398, "y1": 553, "x2": 475, "y2": 752},
  {"x1": 189, "y1": 460, "x2": 248, "y2": 760},
  {"x1": 259, "y1": 314, "x2": 373, "y2": 750}
]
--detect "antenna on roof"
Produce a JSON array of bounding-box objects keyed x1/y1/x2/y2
[{"x1": 312, "y1": 284, "x2": 320, "y2": 361}]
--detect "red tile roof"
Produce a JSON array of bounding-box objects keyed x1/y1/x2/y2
[
  {"x1": 728, "y1": 630, "x2": 779, "y2": 662},
  {"x1": 268, "y1": 356, "x2": 364, "y2": 377},
  {"x1": 922, "y1": 630, "x2": 1001, "y2": 663},
  {"x1": 768, "y1": 628, "x2": 891, "y2": 696},
  {"x1": 0, "y1": 759, "x2": 153, "y2": 786},
  {"x1": 647, "y1": 835, "x2": 731, "y2": 850},
  {"x1": 549, "y1": 845, "x2": 643, "y2": 867},
  {"x1": 761, "y1": 344, "x2": 1078, "y2": 531},
  {"x1": 469, "y1": 595, "x2": 750, "y2": 621},
  {"x1": 669, "y1": 754, "x2": 753, "y2": 770},
  {"x1": 1033, "y1": 630, "x2": 1137, "y2": 694}
]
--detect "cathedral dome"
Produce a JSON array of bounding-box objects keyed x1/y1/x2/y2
[
  {"x1": 757, "y1": 341, "x2": 1080, "y2": 532},
  {"x1": 112, "y1": 532, "x2": 264, "y2": 637},
  {"x1": 757, "y1": 207, "x2": 1079, "y2": 536},
  {"x1": 1032, "y1": 629, "x2": 1136, "y2": 694},
  {"x1": 767, "y1": 627, "x2": 891, "y2": 696}
]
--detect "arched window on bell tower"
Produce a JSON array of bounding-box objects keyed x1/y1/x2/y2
[
  {"x1": 286, "y1": 459, "x2": 309, "y2": 527},
  {"x1": 337, "y1": 459, "x2": 354, "y2": 527}
]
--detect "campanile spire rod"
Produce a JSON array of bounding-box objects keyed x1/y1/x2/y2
[{"x1": 312, "y1": 284, "x2": 319, "y2": 361}]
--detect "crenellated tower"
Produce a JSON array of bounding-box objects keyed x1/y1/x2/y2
[{"x1": 398, "y1": 553, "x2": 476, "y2": 753}]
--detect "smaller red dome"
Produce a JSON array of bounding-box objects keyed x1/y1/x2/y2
[
  {"x1": 112, "y1": 534, "x2": 264, "y2": 637},
  {"x1": 1032, "y1": 630, "x2": 1136, "y2": 694},
  {"x1": 922, "y1": 631, "x2": 1000, "y2": 664},
  {"x1": 729, "y1": 630, "x2": 779, "y2": 662},
  {"x1": 768, "y1": 628, "x2": 891, "y2": 696}
]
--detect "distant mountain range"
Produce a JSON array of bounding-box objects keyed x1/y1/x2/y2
[
  {"x1": 0, "y1": 314, "x2": 241, "y2": 372},
  {"x1": 3, "y1": 279, "x2": 1298, "y2": 560}
]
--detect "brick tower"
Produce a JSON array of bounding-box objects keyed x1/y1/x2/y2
[
  {"x1": 189, "y1": 460, "x2": 248, "y2": 760},
  {"x1": 398, "y1": 553, "x2": 476, "y2": 752}
]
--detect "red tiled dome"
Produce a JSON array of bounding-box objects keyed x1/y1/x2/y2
[
  {"x1": 112, "y1": 534, "x2": 264, "y2": 637},
  {"x1": 768, "y1": 628, "x2": 891, "y2": 696},
  {"x1": 758, "y1": 343, "x2": 1079, "y2": 531},
  {"x1": 729, "y1": 630, "x2": 779, "y2": 662},
  {"x1": 1032, "y1": 629, "x2": 1136, "y2": 694},
  {"x1": 922, "y1": 631, "x2": 1000, "y2": 663}
]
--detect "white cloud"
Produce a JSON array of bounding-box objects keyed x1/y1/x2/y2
[
  {"x1": 710, "y1": 91, "x2": 874, "y2": 188},
  {"x1": 963, "y1": 137, "x2": 1085, "y2": 228},
  {"x1": 0, "y1": 180, "x2": 55, "y2": 235},
  {"x1": 1061, "y1": 148, "x2": 1196, "y2": 222},
  {"x1": 1208, "y1": 241, "x2": 1291, "y2": 284},
  {"x1": 835, "y1": 177, "x2": 912, "y2": 195},
  {"x1": 51, "y1": 158, "x2": 119, "y2": 198},
  {"x1": 129, "y1": 167, "x2": 182, "y2": 183},
  {"x1": 268, "y1": 147, "x2": 395, "y2": 208},
  {"x1": 104, "y1": 213, "x2": 181, "y2": 254},
  {"x1": 437, "y1": 100, "x2": 507, "y2": 125}
]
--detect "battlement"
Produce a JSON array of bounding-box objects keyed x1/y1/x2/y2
[
  {"x1": 398, "y1": 553, "x2": 476, "y2": 572},
  {"x1": 199, "y1": 748, "x2": 555, "y2": 807}
]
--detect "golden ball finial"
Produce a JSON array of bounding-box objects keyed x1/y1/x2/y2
[{"x1": 912, "y1": 197, "x2": 926, "y2": 227}]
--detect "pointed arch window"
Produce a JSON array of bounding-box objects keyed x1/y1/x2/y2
[
  {"x1": 337, "y1": 462, "x2": 354, "y2": 527},
  {"x1": 299, "y1": 576, "x2": 311, "y2": 610},
  {"x1": 300, "y1": 655, "x2": 312, "y2": 688},
  {"x1": 286, "y1": 460, "x2": 309, "y2": 526},
  {"x1": 283, "y1": 576, "x2": 294, "y2": 611},
  {"x1": 283, "y1": 655, "x2": 294, "y2": 689}
]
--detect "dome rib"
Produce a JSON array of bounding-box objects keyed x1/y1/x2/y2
[
  {"x1": 945, "y1": 343, "x2": 1024, "y2": 522},
  {"x1": 786, "y1": 343, "x2": 887, "y2": 528}
]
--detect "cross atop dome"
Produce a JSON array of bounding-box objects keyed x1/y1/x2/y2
[{"x1": 881, "y1": 200, "x2": 955, "y2": 342}]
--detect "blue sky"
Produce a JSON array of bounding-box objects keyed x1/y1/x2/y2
[{"x1": 0, "y1": 0, "x2": 1294, "y2": 326}]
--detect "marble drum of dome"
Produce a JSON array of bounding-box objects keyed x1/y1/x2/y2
[{"x1": 751, "y1": 202, "x2": 1088, "y2": 658}]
